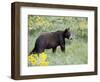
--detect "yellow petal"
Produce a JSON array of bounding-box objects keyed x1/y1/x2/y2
[
  {"x1": 39, "y1": 53, "x2": 47, "y2": 61},
  {"x1": 33, "y1": 54, "x2": 38, "y2": 59},
  {"x1": 39, "y1": 61, "x2": 49, "y2": 66}
]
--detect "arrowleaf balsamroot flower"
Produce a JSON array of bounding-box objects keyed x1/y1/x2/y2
[{"x1": 28, "y1": 52, "x2": 49, "y2": 66}]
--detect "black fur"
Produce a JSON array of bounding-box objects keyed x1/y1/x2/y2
[{"x1": 29, "y1": 28, "x2": 72, "y2": 55}]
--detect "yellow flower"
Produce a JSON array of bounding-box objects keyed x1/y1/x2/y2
[
  {"x1": 28, "y1": 54, "x2": 34, "y2": 62},
  {"x1": 28, "y1": 54, "x2": 36, "y2": 65},
  {"x1": 39, "y1": 61, "x2": 49, "y2": 66},
  {"x1": 33, "y1": 54, "x2": 38, "y2": 59},
  {"x1": 39, "y1": 52, "x2": 47, "y2": 61},
  {"x1": 31, "y1": 59, "x2": 36, "y2": 65},
  {"x1": 28, "y1": 52, "x2": 49, "y2": 66}
]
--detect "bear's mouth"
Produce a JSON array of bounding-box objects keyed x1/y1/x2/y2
[
  {"x1": 69, "y1": 38, "x2": 73, "y2": 40},
  {"x1": 67, "y1": 36, "x2": 73, "y2": 40}
]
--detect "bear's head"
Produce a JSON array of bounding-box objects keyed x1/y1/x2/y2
[{"x1": 63, "y1": 28, "x2": 72, "y2": 40}]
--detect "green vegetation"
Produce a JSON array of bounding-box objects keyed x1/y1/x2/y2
[{"x1": 28, "y1": 15, "x2": 88, "y2": 65}]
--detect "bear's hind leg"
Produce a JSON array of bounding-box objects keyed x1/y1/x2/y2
[
  {"x1": 29, "y1": 48, "x2": 37, "y2": 55},
  {"x1": 37, "y1": 48, "x2": 44, "y2": 55}
]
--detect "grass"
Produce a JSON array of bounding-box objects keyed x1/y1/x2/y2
[
  {"x1": 28, "y1": 16, "x2": 88, "y2": 66},
  {"x1": 28, "y1": 30, "x2": 88, "y2": 66},
  {"x1": 46, "y1": 39, "x2": 87, "y2": 65}
]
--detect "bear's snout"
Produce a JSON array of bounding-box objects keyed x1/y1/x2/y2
[{"x1": 70, "y1": 37, "x2": 73, "y2": 40}]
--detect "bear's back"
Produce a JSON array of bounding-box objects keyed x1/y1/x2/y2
[{"x1": 38, "y1": 31, "x2": 63, "y2": 40}]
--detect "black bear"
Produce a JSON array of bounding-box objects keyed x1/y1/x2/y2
[{"x1": 29, "y1": 28, "x2": 72, "y2": 55}]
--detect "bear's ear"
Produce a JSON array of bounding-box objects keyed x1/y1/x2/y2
[{"x1": 64, "y1": 28, "x2": 70, "y2": 33}]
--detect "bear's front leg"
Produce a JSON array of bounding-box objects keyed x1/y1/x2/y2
[{"x1": 60, "y1": 44, "x2": 65, "y2": 52}]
